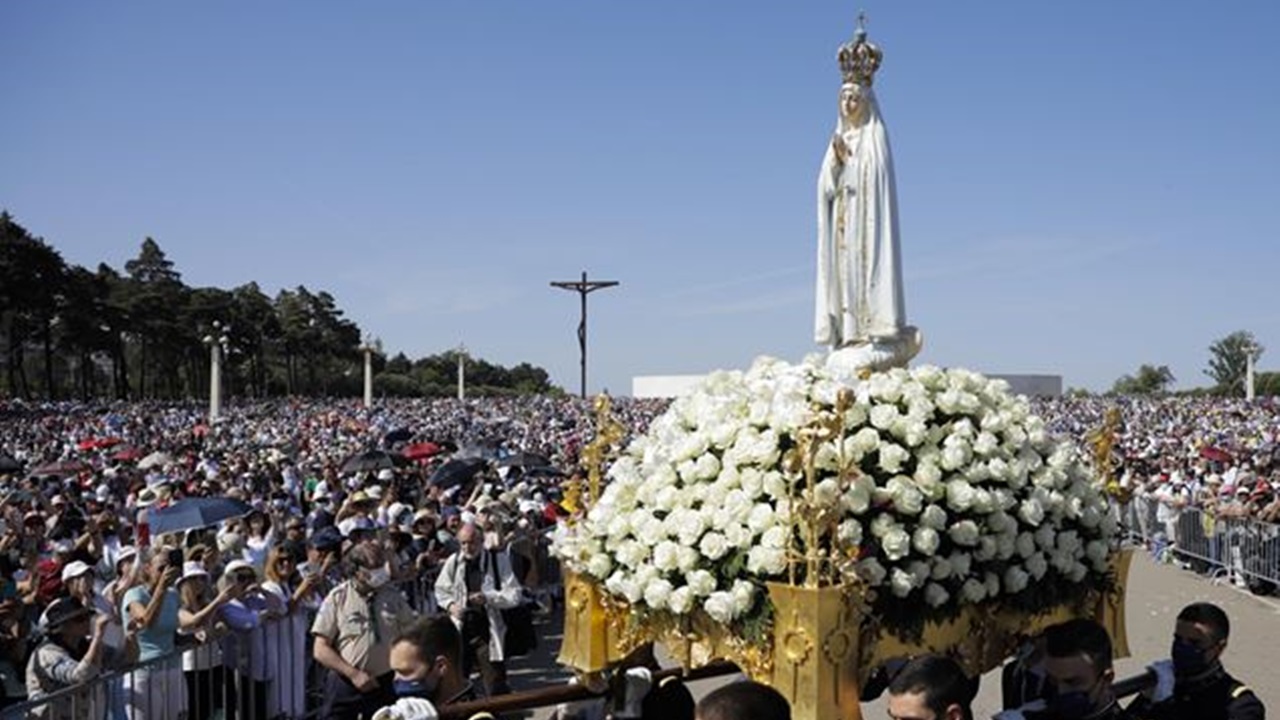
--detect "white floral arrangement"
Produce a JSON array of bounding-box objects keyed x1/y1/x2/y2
[{"x1": 552, "y1": 356, "x2": 1118, "y2": 634}]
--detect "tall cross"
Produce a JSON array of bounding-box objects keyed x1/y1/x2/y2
[{"x1": 550, "y1": 271, "x2": 619, "y2": 398}]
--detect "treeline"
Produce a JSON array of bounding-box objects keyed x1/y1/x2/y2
[{"x1": 0, "y1": 211, "x2": 558, "y2": 400}]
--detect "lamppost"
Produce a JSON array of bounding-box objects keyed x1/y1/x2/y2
[
  {"x1": 359, "y1": 335, "x2": 378, "y2": 408},
  {"x1": 201, "y1": 321, "x2": 230, "y2": 422},
  {"x1": 551, "y1": 271, "x2": 619, "y2": 398},
  {"x1": 456, "y1": 343, "x2": 468, "y2": 400}
]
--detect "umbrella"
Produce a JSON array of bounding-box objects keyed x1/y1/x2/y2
[
  {"x1": 383, "y1": 428, "x2": 413, "y2": 445},
  {"x1": 429, "y1": 458, "x2": 487, "y2": 489},
  {"x1": 498, "y1": 451, "x2": 552, "y2": 469},
  {"x1": 148, "y1": 497, "x2": 253, "y2": 536},
  {"x1": 29, "y1": 460, "x2": 89, "y2": 478},
  {"x1": 522, "y1": 465, "x2": 567, "y2": 479},
  {"x1": 111, "y1": 447, "x2": 143, "y2": 463},
  {"x1": 1200, "y1": 446, "x2": 1233, "y2": 463},
  {"x1": 77, "y1": 437, "x2": 122, "y2": 452},
  {"x1": 340, "y1": 450, "x2": 398, "y2": 476},
  {"x1": 402, "y1": 442, "x2": 443, "y2": 461},
  {"x1": 456, "y1": 443, "x2": 499, "y2": 461},
  {"x1": 0, "y1": 455, "x2": 22, "y2": 474},
  {"x1": 138, "y1": 451, "x2": 174, "y2": 470}
]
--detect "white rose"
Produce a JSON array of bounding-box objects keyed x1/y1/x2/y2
[
  {"x1": 908, "y1": 560, "x2": 931, "y2": 588},
  {"x1": 747, "y1": 503, "x2": 777, "y2": 534},
  {"x1": 651, "y1": 541, "x2": 679, "y2": 572},
  {"x1": 995, "y1": 534, "x2": 1017, "y2": 560},
  {"x1": 1017, "y1": 499, "x2": 1045, "y2": 527},
  {"x1": 912, "y1": 527, "x2": 941, "y2": 556},
  {"x1": 1015, "y1": 532, "x2": 1037, "y2": 559},
  {"x1": 856, "y1": 557, "x2": 887, "y2": 587},
  {"x1": 930, "y1": 556, "x2": 954, "y2": 580},
  {"x1": 948, "y1": 552, "x2": 972, "y2": 578},
  {"x1": 699, "y1": 532, "x2": 730, "y2": 561},
  {"x1": 924, "y1": 582, "x2": 951, "y2": 608},
  {"x1": 813, "y1": 478, "x2": 841, "y2": 507},
  {"x1": 644, "y1": 578, "x2": 674, "y2": 610},
  {"x1": 946, "y1": 480, "x2": 976, "y2": 512},
  {"x1": 970, "y1": 488, "x2": 995, "y2": 514},
  {"x1": 920, "y1": 504, "x2": 948, "y2": 531},
  {"x1": 869, "y1": 404, "x2": 900, "y2": 430},
  {"x1": 843, "y1": 476, "x2": 874, "y2": 514},
  {"x1": 941, "y1": 444, "x2": 969, "y2": 471},
  {"x1": 889, "y1": 568, "x2": 915, "y2": 598},
  {"x1": 851, "y1": 427, "x2": 881, "y2": 456},
  {"x1": 882, "y1": 528, "x2": 912, "y2": 561},
  {"x1": 888, "y1": 476, "x2": 925, "y2": 515},
  {"x1": 1085, "y1": 539, "x2": 1109, "y2": 566},
  {"x1": 1026, "y1": 552, "x2": 1048, "y2": 579},
  {"x1": 973, "y1": 431, "x2": 1000, "y2": 456},
  {"x1": 676, "y1": 546, "x2": 700, "y2": 573},
  {"x1": 878, "y1": 443, "x2": 910, "y2": 474},
  {"x1": 686, "y1": 569, "x2": 716, "y2": 597},
  {"x1": 974, "y1": 536, "x2": 998, "y2": 562},
  {"x1": 703, "y1": 592, "x2": 736, "y2": 623},
  {"x1": 586, "y1": 553, "x2": 613, "y2": 579},
  {"x1": 837, "y1": 519, "x2": 864, "y2": 547},
  {"x1": 730, "y1": 579, "x2": 755, "y2": 615},
  {"x1": 984, "y1": 572, "x2": 1001, "y2": 598},
  {"x1": 1034, "y1": 524, "x2": 1056, "y2": 550},
  {"x1": 668, "y1": 586, "x2": 694, "y2": 614},
  {"x1": 723, "y1": 523, "x2": 750, "y2": 550},
  {"x1": 761, "y1": 525, "x2": 789, "y2": 549},
  {"x1": 960, "y1": 578, "x2": 987, "y2": 604},
  {"x1": 747, "y1": 546, "x2": 788, "y2": 575},
  {"x1": 1068, "y1": 562, "x2": 1089, "y2": 582},
  {"x1": 870, "y1": 514, "x2": 898, "y2": 540},
  {"x1": 947, "y1": 520, "x2": 981, "y2": 546}
]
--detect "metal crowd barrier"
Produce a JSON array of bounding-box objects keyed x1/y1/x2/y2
[
  {"x1": 1120, "y1": 495, "x2": 1280, "y2": 592},
  {"x1": 1, "y1": 571, "x2": 448, "y2": 720}
]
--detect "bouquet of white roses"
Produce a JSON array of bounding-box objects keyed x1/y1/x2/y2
[{"x1": 552, "y1": 356, "x2": 1117, "y2": 634}]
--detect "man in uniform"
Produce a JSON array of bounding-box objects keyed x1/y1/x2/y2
[{"x1": 1129, "y1": 602, "x2": 1264, "y2": 720}]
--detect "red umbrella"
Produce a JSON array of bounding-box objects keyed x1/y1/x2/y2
[
  {"x1": 1200, "y1": 446, "x2": 1233, "y2": 463},
  {"x1": 112, "y1": 447, "x2": 143, "y2": 462},
  {"x1": 29, "y1": 460, "x2": 90, "y2": 478},
  {"x1": 193, "y1": 424, "x2": 210, "y2": 437},
  {"x1": 77, "y1": 437, "x2": 122, "y2": 451},
  {"x1": 402, "y1": 442, "x2": 443, "y2": 461}
]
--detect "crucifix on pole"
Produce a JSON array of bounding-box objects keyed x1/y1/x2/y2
[{"x1": 551, "y1": 270, "x2": 619, "y2": 398}]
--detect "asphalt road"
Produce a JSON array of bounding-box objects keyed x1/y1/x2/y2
[{"x1": 508, "y1": 552, "x2": 1278, "y2": 719}]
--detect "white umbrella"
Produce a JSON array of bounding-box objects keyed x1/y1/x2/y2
[{"x1": 138, "y1": 451, "x2": 173, "y2": 470}]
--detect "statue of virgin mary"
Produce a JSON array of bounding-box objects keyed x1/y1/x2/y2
[{"x1": 814, "y1": 22, "x2": 921, "y2": 371}]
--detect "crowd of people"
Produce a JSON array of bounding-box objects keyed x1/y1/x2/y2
[{"x1": 0, "y1": 392, "x2": 1274, "y2": 720}]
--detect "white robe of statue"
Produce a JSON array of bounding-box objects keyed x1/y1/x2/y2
[{"x1": 815, "y1": 83, "x2": 920, "y2": 371}]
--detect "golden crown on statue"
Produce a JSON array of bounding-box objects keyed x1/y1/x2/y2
[{"x1": 837, "y1": 12, "x2": 882, "y2": 86}]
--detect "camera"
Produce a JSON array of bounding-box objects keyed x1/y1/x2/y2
[{"x1": 167, "y1": 548, "x2": 184, "y2": 569}]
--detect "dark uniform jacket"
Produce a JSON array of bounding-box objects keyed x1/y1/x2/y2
[{"x1": 1128, "y1": 666, "x2": 1265, "y2": 720}]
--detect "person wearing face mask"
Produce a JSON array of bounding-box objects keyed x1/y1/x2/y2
[
  {"x1": 385, "y1": 615, "x2": 476, "y2": 708},
  {"x1": 312, "y1": 541, "x2": 418, "y2": 720},
  {"x1": 1127, "y1": 602, "x2": 1264, "y2": 720},
  {"x1": 433, "y1": 522, "x2": 522, "y2": 697},
  {"x1": 997, "y1": 619, "x2": 1132, "y2": 720}
]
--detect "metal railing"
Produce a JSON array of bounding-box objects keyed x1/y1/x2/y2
[
  {"x1": 1120, "y1": 494, "x2": 1280, "y2": 592},
  {"x1": 2, "y1": 570, "x2": 447, "y2": 720}
]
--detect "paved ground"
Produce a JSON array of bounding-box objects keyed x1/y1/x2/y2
[{"x1": 509, "y1": 552, "x2": 1279, "y2": 719}]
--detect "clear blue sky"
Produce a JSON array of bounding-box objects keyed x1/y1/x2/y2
[{"x1": 4, "y1": 1, "x2": 1278, "y2": 395}]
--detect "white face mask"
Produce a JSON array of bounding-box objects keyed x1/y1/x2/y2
[{"x1": 364, "y1": 567, "x2": 391, "y2": 589}]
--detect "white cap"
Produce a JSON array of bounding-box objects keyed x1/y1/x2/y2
[
  {"x1": 224, "y1": 559, "x2": 255, "y2": 577},
  {"x1": 366, "y1": 485, "x2": 384, "y2": 500},
  {"x1": 377, "y1": 468, "x2": 395, "y2": 481},
  {"x1": 338, "y1": 517, "x2": 374, "y2": 537},
  {"x1": 116, "y1": 546, "x2": 138, "y2": 569},
  {"x1": 178, "y1": 561, "x2": 208, "y2": 584},
  {"x1": 60, "y1": 560, "x2": 93, "y2": 582}
]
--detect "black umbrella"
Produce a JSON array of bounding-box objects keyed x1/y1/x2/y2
[
  {"x1": 429, "y1": 458, "x2": 488, "y2": 489},
  {"x1": 0, "y1": 455, "x2": 22, "y2": 474},
  {"x1": 522, "y1": 465, "x2": 567, "y2": 479},
  {"x1": 498, "y1": 451, "x2": 552, "y2": 469},
  {"x1": 383, "y1": 428, "x2": 413, "y2": 445},
  {"x1": 340, "y1": 450, "x2": 399, "y2": 476}
]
